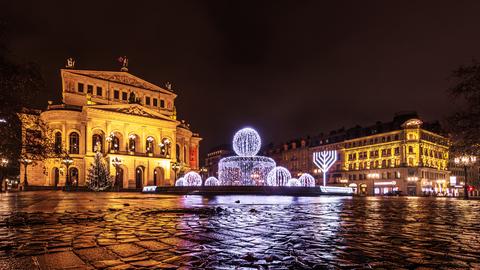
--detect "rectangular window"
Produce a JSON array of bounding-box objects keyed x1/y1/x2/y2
[
  {"x1": 87, "y1": 85, "x2": 93, "y2": 94},
  {"x1": 122, "y1": 92, "x2": 127, "y2": 100},
  {"x1": 96, "y1": 86, "x2": 102, "y2": 96},
  {"x1": 160, "y1": 99, "x2": 165, "y2": 108},
  {"x1": 114, "y1": 90, "x2": 119, "y2": 99},
  {"x1": 78, "y1": 83, "x2": 84, "y2": 93},
  {"x1": 145, "y1": 97, "x2": 151, "y2": 105},
  {"x1": 153, "y1": 98, "x2": 158, "y2": 106}
]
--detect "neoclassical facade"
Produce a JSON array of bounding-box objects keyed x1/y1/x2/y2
[{"x1": 22, "y1": 66, "x2": 201, "y2": 189}]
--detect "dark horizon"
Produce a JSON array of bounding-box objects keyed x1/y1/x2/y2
[{"x1": 3, "y1": 1, "x2": 480, "y2": 157}]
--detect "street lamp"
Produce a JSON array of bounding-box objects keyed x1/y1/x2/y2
[
  {"x1": 62, "y1": 157, "x2": 74, "y2": 189},
  {"x1": 19, "y1": 158, "x2": 33, "y2": 187},
  {"x1": 454, "y1": 155, "x2": 477, "y2": 199},
  {"x1": 171, "y1": 161, "x2": 181, "y2": 181},
  {"x1": 112, "y1": 157, "x2": 122, "y2": 191}
]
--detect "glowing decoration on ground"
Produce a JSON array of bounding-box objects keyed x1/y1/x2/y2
[
  {"x1": 266, "y1": 166, "x2": 292, "y2": 186},
  {"x1": 313, "y1": 150, "x2": 337, "y2": 186},
  {"x1": 142, "y1": 186, "x2": 157, "y2": 192},
  {"x1": 175, "y1": 177, "x2": 186, "y2": 187},
  {"x1": 183, "y1": 171, "x2": 202, "y2": 186},
  {"x1": 320, "y1": 186, "x2": 354, "y2": 194},
  {"x1": 298, "y1": 173, "x2": 315, "y2": 187},
  {"x1": 204, "y1": 176, "x2": 220, "y2": 186},
  {"x1": 232, "y1": 127, "x2": 261, "y2": 156},
  {"x1": 287, "y1": 178, "x2": 300, "y2": 187},
  {"x1": 219, "y1": 127, "x2": 276, "y2": 185}
]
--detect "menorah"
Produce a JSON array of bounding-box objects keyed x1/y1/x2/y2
[{"x1": 313, "y1": 150, "x2": 338, "y2": 186}]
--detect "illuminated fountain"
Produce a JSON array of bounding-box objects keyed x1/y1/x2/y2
[{"x1": 218, "y1": 128, "x2": 276, "y2": 186}]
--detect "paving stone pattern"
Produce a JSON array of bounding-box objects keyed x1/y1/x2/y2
[{"x1": 0, "y1": 192, "x2": 479, "y2": 269}]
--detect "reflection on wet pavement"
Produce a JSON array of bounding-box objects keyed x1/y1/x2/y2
[{"x1": 0, "y1": 191, "x2": 479, "y2": 269}]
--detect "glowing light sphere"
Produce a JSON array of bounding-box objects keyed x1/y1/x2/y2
[
  {"x1": 266, "y1": 166, "x2": 291, "y2": 186},
  {"x1": 184, "y1": 171, "x2": 202, "y2": 186},
  {"x1": 232, "y1": 127, "x2": 261, "y2": 157},
  {"x1": 175, "y1": 177, "x2": 185, "y2": 187},
  {"x1": 287, "y1": 178, "x2": 300, "y2": 187},
  {"x1": 298, "y1": 173, "x2": 315, "y2": 187},
  {"x1": 204, "y1": 176, "x2": 220, "y2": 186}
]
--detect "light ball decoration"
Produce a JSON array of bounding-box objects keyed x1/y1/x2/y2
[
  {"x1": 298, "y1": 173, "x2": 315, "y2": 187},
  {"x1": 266, "y1": 166, "x2": 292, "y2": 186},
  {"x1": 183, "y1": 171, "x2": 202, "y2": 186},
  {"x1": 204, "y1": 176, "x2": 220, "y2": 186},
  {"x1": 175, "y1": 177, "x2": 186, "y2": 187},
  {"x1": 287, "y1": 178, "x2": 301, "y2": 187},
  {"x1": 232, "y1": 127, "x2": 262, "y2": 157}
]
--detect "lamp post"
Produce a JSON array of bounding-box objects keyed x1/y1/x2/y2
[
  {"x1": 171, "y1": 161, "x2": 181, "y2": 181},
  {"x1": 454, "y1": 155, "x2": 477, "y2": 199},
  {"x1": 112, "y1": 157, "x2": 122, "y2": 191},
  {"x1": 62, "y1": 157, "x2": 74, "y2": 189},
  {"x1": 0, "y1": 158, "x2": 8, "y2": 192},
  {"x1": 20, "y1": 158, "x2": 33, "y2": 188}
]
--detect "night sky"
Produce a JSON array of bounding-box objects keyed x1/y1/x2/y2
[{"x1": 3, "y1": 1, "x2": 480, "y2": 159}]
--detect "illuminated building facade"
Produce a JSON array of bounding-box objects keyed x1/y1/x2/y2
[
  {"x1": 21, "y1": 62, "x2": 201, "y2": 189},
  {"x1": 267, "y1": 112, "x2": 451, "y2": 195},
  {"x1": 204, "y1": 144, "x2": 232, "y2": 177}
]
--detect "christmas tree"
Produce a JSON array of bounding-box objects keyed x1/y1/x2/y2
[{"x1": 86, "y1": 149, "x2": 113, "y2": 191}]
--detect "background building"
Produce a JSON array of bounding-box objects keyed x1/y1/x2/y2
[
  {"x1": 204, "y1": 144, "x2": 232, "y2": 177},
  {"x1": 266, "y1": 112, "x2": 451, "y2": 195},
  {"x1": 21, "y1": 62, "x2": 201, "y2": 189}
]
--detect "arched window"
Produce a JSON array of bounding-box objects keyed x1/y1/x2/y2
[
  {"x1": 69, "y1": 132, "x2": 79, "y2": 154},
  {"x1": 160, "y1": 138, "x2": 171, "y2": 157},
  {"x1": 146, "y1": 137, "x2": 154, "y2": 154},
  {"x1": 54, "y1": 132, "x2": 62, "y2": 154},
  {"x1": 92, "y1": 134, "x2": 103, "y2": 152},
  {"x1": 176, "y1": 144, "x2": 180, "y2": 161},
  {"x1": 111, "y1": 135, "x2": 120, "y2": 151},
  {"x1": 69, "y1": 167, "x2": 79, "y2": 186},
  {"x1": 129, "y1": 135, "x2": 136, "y2": 152}
]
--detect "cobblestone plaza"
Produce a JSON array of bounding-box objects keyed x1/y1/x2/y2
[{"x1": 0, "y1": 192, "x2": 479, "y2": 269}]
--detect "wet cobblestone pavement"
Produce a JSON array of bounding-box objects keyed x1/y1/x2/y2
[{"x1": 0, "y1": 192, "x2": 479, "y2": 269}]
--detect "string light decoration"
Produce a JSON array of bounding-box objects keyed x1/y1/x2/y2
[
  {"x1": 298, "y1": 173, "x2": 315, "y2": 187},
  {"x1": 232, "y1": 127, "x2": 261, "y2": 156},
  {"x1": 204, "y1": 176, "x2": 220, "y2": 186},
  {"x1": 287, "y1": 178, "x2": 300, "y2": 187},
  {"x1": 183, "y1": 171, "x2": 202, "y2": 186},
  {"x1": 313, "y1": 150, "x2": 338, "y2": 186},
  {"x1": 175, "y1": 177, "x2": 185, "y2": 187},
  {"x1": 219, "y1": 128, "x2": 276, "y2": 185},
  {"x1": 266, "y1": 166, "x2": 292, "y2": 186}
]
